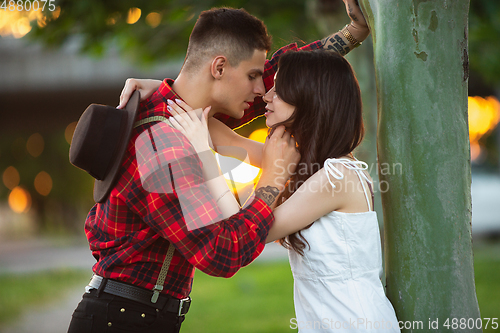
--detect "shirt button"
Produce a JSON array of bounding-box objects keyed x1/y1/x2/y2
[
  {"x1": 120, "y1": 308, "x2": 125, "y2": 313},
  {"x1": 108, "y1": 322, "x2": 112, "y2": 327},
  {"x1": 141, "y1": 313, "x2": 146, "y2": 318}
]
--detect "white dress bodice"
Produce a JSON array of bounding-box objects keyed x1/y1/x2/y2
[{"x1": 288, "y1": 158, "x2": 400, "y2": 332}]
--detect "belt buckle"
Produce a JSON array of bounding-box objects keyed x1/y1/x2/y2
[{"x1": 178, "y1": 297, "x2": 190, "y2": 316}]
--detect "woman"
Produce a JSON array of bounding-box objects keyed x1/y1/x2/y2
[{"x1": 167, "y1": 49, "x2": 400, "y2": 332}]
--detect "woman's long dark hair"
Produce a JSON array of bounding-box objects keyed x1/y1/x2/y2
[{"x1": 270, "y1": 50, "x2": 364, "y2": 255}]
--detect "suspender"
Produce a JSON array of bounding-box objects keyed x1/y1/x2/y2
[
  {"x1": 151, "y1": 243, "x2": 175, "y2": 303},
  {"x1": 134, "y1": 115, "x2": 172, "y2": 129},
  {"x1": 134, "y1": 115, "x2": 175, "y2": 304}
]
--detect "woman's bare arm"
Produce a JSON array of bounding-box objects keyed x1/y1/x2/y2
[{"x1": 208, "y1": 117, "x2": 264, "y2": 168}]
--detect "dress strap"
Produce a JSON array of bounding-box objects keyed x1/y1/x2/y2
[{"x1": 323, "y1": 158, "x2": 373, "y2": 211}]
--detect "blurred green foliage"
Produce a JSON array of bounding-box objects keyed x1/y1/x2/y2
[
  {"x1": 28, "y1": 0, "x2": 323, "y2": 65},
  {"x1": 26, "y1": 0, "x2": 500, "y2": 86},
  {"x1": 469, "y1": 0, "x2": 500, "y2": 86}
]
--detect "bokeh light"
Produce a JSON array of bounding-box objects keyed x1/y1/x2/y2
[
  {"x1": 26, "y1": 133, "x2": 44, "y2": 157},
  {"x1": 248, "y1": 128, "x2": 268, "y2": 143},
  {"x1": 14, "y1": 16, "x2": 31, "y2": 38},
  {"x1": 146, "y1": 12, "x2": 162, "y2": 28},
  {"x1": 34, "y1": 171, "x2": 53, "y2": 196},
  {"x1": 52, "y1": 6, "x2": 61, "y2": 20},
  {"x1": 106, "y1": 12, "x2": 121, "y2": 26},
  {"x1": 3, "y1": 166, "x2": 20, "y2": 190},
  {"x1": 468, "y1": 96, "x2": 500, "y2": 161},
  {"x1": 65, "y1": 122, "x2": 77, "y2": 145},
  {"x1": 8, "y1": 186, "x2": 32, "y2": 213},
  {"x1": 214, "y1": 153, "x2": 261, "y2": 197},
  {"x1": 0, "y1": 6, "x2": 58, "y2": 38},
  {"x1": 127, "y1": 7, "x2": 141, "y2": 24}
]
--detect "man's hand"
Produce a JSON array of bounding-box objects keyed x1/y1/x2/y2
[
  {"x1": 255, "y1": 126, "x2": 300, "y2": 209},
  {"x1": 260, "y1": 126, "x2": 300, "y2": 185},
  {"x1": 342, "y1": 0, "x2": 369, "y2": 42},
  {"x1": 343, "y1": 0, "x2": 368, "y2": 30},
  {"x1": 117, "y1": 78, "x2": 162, "y2": 109},
  {"x1": 321, "y1": 0, "x2": 370, "y2": 55}
]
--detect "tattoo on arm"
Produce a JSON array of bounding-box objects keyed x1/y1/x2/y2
[
  {"x1": 334, "y1": 35, "x2": 347, "y2": 48},
  {"x1": 322, "y1": 35, "x2": 350, "y2": 56},
  {"x1": 347, "y1": 4, "x2": 359, "y2": 22},
  {"x1": 255, "y1": 186, "x2": 280, "y2": 207}
]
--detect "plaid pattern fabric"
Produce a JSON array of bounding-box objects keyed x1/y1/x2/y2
[
  {"x1": 214, "y1": 40, "x2": 323, "y2": 128},
  {"x1": 84, "y1": 40, "x2": 322, "y2": 300}
]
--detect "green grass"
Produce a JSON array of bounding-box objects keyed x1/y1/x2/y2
[
  {"x1": 0, "y1": 268, "x2": 90, "y2": 326},
  {"x1": 181, "y1": 260, "x2": 296, "y2": 333},
  {"x1": 0, "y1": 242, "x2": 498, "y2": 333},
  {"x1": 473, "y1": 240, "x2": 500, "y2": 333}
]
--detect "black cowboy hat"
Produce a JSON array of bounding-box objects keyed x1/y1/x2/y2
[{"x1": 69, "y1": 91, "x2": 140, "y2": 203}]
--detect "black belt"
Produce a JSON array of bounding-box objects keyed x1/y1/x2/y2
[{"x1": 88, "y1": 275, "x2": 190, "y2": 316}]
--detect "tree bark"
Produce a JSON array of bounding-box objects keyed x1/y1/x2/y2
[{"x1": 359, "y1": 0, "x2": 481, "y2": 331}]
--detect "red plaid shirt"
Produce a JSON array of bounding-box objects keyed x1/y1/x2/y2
[{"x1": 85, "y1": 40, "x2": 322, "y2": 299}]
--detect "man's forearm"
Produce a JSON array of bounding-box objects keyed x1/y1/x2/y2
[
  {"x1": 321, "y1": 32, "x2": 352, "y2": 56},
  {"x1": 254, "y1": 173, "x2": 283, "y2": 210},
  {"x1": 321, "y1": 0, "x2": 370, "y2": 56},
  {"x1": 320, "y1": 24, "x2": 369, "y2": 56}
]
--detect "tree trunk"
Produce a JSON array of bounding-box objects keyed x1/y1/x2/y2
[{"x1": 359, "y1": 0, "x2": 481, "y2": 331}]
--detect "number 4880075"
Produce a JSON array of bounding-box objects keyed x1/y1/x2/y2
[{"x1": 1, "y1": 0, "x2": 56, "y2": 11}]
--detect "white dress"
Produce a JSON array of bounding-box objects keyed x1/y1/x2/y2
[{"x1": 288, "y1": 158, "x2": 400, "y2": 332}]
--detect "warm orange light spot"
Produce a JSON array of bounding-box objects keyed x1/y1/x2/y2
[
  {"x1": 37, "y1": 13, "x2": 47, "y2": 28},
  {"x1": 0, "y1": 7, "x2": 53, "y2": 37},
  {"x1": 106, "y1": 12, "x2": 121, "y2": 26},
  {"x1": 65, "y1": 122, "x2": 78, "y2": 144},
  {"x1": 248, "y1": 128, "x2": 268, "y2": 143},
  {"x1": 13, "y1": 16, "x2": 32, "y2": 38},
  {"x1": 214, "y1": 154, "x2": 261, "y2": 194},
  {"x1": 26, "y1": 133, "x2": 44, "y2": 157},
  {"x1": 468, "y1": 96, "x2": 500, "y2": 161},
  {"x1": 146, "y1": 12, "x2": 162, "y2": 28},
  {"x1": 127, "y1": 8, "x2": 141, "y2": 24},
  {"x1": 28, "y1": 10, "x2": 38, "y2": 21},
  {"x1": 8, "y1": 186, "x2": 32, "y2": 213},
  {"x1": 52, "y1": 6, "x2": 61, "y2": 20},
  {"x1": 34, "y1": 171, "x2": 53, "y2": 196},
  {"x1": 0, "y1": 10, "x2": 22, "y2": 37},
  {"x1": 3, "y1": 166, "x2": 20, "y2": 190},
  {"x1": 470, "y1": 142, "x2": 481, "y2": 161},
  {"x1": 469, "y1": 96, "x2": 500, "y2": 144}
]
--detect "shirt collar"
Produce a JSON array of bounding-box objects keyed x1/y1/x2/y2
[{"x1": 157, "y1": 78, "x2": 179, "y2": 103}]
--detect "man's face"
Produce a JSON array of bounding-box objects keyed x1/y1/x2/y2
[{"x1": 212, "y1": 49, "x2": 267, "y2": 119}]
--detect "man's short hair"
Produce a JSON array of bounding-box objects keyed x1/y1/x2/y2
[{"x1": 183, "y1": 7, "x2": 272, "y2": 72}]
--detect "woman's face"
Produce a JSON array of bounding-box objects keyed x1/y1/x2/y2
[{"x1": 263, "y1": 84, "x2": 296, "y2": 128}]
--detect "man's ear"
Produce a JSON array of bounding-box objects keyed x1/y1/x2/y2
[{"x1": 211, "y1": 56, "x2": 227, "y2": 79}]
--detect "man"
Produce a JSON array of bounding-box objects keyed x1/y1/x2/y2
[{"x1": 68, "y1": 3, "x2": 369, "y2": 333}]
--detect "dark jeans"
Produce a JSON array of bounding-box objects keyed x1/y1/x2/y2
[{"x1": 67, "y1": 289, "x2": 185, "y2": 333}]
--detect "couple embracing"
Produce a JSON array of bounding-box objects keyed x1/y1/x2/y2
[{"x1": 68, "y1": 1, "x2": 400, "y2": 332}]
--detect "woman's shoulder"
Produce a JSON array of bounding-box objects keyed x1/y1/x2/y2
[
  {"x1": 299, "y1": 158, "x2": 354, "y2": 197},
  {"x1": 322, "y1": 156, "x2": 371, "y2": 185}
]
